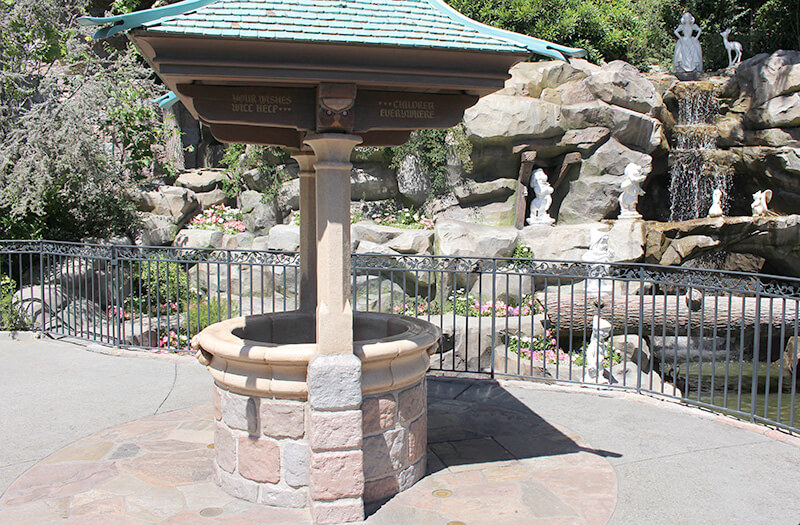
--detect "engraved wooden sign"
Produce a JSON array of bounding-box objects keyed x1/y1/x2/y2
[
  {"x1": 355, "y1": 91, "x2": 478, "y2": 131},
  {"x1": 176, "y1": 84, "x2": 316, "y2": 129}
]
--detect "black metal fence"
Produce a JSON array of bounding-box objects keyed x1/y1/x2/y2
[{"x1": 2, "y1": 240, "x2": 798, "y2": 434}]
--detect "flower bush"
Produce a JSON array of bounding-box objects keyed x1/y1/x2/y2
[
  {"x1": 393, "y1": 291, "x2": 542, "y2": 318},
  {"x1": 372, "y1": 208, "x2": 434, "y2": 230},
  {"x1": 155, "y1": 329, "x2": 190, "y2": 353},
  {"x1": 188, "y1": 205, "x2": 246, "y2": 235},
  {"x1": 507, "y1": 331, "x2": 569, "y2": 364}
]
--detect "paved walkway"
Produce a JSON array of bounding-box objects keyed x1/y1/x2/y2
[{"x1": 1, "y1": 336, "x2": 799, "y2": 524}]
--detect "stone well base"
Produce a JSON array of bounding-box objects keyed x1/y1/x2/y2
[{"x1": 212, "y1": 377, "x2": 427, "y2": 509}]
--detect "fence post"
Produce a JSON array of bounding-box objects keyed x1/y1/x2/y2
[
  {"x1": 111, "y1": 245, "x2": 121, "y2": 347},
  {"x1": 38, "y1": 240, "x2": 45, "y2": 333},
  {"x1": 490, "y1": 258, "x2": 496, "y2": 379},
  {"x1": 750, "y1": 277, "x2": 762, "y2": 423}
]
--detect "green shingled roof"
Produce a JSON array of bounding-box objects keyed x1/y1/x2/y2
[{"x1": 140, "y1": 0, "x2": 528, "y2": 54}]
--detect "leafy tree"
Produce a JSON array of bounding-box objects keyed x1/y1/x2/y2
[{"x1": 0, "y1": 0, "x2": 175, "y2": 240}]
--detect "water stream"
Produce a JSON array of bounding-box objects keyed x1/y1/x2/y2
[{"x1": 669, "y1": 82, "x2": 733, "y2": 222}]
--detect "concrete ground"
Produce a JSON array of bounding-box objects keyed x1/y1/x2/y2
[{"x1": 1, "y1": 335, "x2": 799, "y2": 524}]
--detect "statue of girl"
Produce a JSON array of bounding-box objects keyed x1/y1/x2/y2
[{"x1": 673, "y1": 12, "x2": 703, "y2": 75}]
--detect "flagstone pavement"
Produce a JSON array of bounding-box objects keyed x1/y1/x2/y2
[{"x1": 1, "y1": 336, "x2": 799, "y2": 524}]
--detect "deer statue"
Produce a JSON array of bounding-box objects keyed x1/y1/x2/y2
[{"x1": 720, "y1": 28, "x2": 742, "y2": 68}]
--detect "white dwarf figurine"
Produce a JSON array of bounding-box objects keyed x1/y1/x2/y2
[
  {"x1": 751, "y1": 189, "x2": 772, "y2": 217},
  {"x1": 708, "y1": 188, "x2": 724, "y2": 217},
  {"x1": 720, "y1": 29, "x2": 742, "y2": 68},
  {"x1": 618, "y1": 162, "x2": 647, "y2": 219},
  {"x1": 527, "y1": 168, "x2": 555, "y2": 225},
  {"x1": 583, "y1": 315, "x2": 614, "y2": 384}
]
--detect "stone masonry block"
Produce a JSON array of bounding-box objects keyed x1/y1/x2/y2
[
  {"x1": 362, "y1": 395, "x2": 396, "y2": 436},
  {"x1": 362, "y1": 428, "x2": 406, "y2": 481},
  {"x1": 283, "y1": 441, "x2": 310, "y2": 488},
  {"x1": 398, "y1": 458, "x2": 425, "y2": 492},
  {"x1": 214, "y1": 421, "x2": 237, "y2": 474},
  {"x1": 217, "y1": 467, "x2": 259, "y2": 502},
  {"x1": 307, "y1": 354, "x2": 362, "y2": 410},
  {"x1": 222, "y1": 390, "x2": 259, "y2": 432},
  {"x1": 213, "y1": 385, "x2": 222, "y2": 421},
  {"x1": 310, "y1": 450, "x2": 364, "y2": 500},
  {"x1": 261, "y1": 399, "x2": 305, "y2": 439},
  {"x1": 407, "y1": 414, "x2": 427, "y2": 464},
  {"x1": 260, "y1": 484, "x2": 308, "y2": 508},
  {"x1": 311, "y1": 499, "x2": 365, "y2": 525},
  {"x1": 398, "y1": 381, "x2": 425, "y2": 423},
  {"x1": 364, "y1": 475, "x2": 399, "y2": 503},
  {"x1": 309, "y1": 410, "x2": 362, "y2": 451},
  {"x1": 238, "y1": 436, "x2": 280, "y2": 484}
]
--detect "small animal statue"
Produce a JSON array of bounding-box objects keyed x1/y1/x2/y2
[
  {"x1": 720, "y1": 29, "x2": 742, "y2": 68},
  {"x1": 526, "y1": 168, "x2": 555, "y2": 225},
  {"x1": 751, "y1": 189, "x2": 772, "y2": 217},
  {"x1": 618, "y1": 163, "x2": 647, "y2": 219},
  {"x1": 708, "y1": 188, "x2": 724, "y2": 217}
]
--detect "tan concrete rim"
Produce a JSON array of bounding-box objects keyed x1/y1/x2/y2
[{"x1": 195, "y1": 311, "x2": 441, "y2": 398}]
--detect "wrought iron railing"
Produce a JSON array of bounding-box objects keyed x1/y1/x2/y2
[{"x1": 2, "y1": 240, "x2": 798, "y2": 434}]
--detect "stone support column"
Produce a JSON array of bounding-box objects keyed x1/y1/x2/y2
[
  {"x1": 303, "y1": 133, "x2": 364, "y2": 524},
  {"x1": 293, "y1": 150, "x2": 317, "y2": 315}
]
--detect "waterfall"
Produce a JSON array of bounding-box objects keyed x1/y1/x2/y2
[{"x1": 669, "y1": 83, "x2": 732, "y2": 222}]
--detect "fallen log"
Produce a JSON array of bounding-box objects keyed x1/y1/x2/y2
[{"x1": 543, "y1": 293, "x2": 800, "y2": 338}]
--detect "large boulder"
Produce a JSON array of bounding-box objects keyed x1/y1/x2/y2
[
  {"x1": 515, "y1": 127, "x2": 610, "y2": 159},
  {"x1": 353, "y1": 275, "x2": 408, "y2": 313},
  {"x1": 239, "y1": 190, "x2": 281, "y2": 235},
  {"x1": 735, "y1": 50, "x2": 800, "y2": 107},
  {"x1": 275, "y1": 178, "x2": 301, "y2": 212},
  {"x1": 437, "y1": 194, "x2": 517, "y2": 227},
  {"x1": 434, "y1": 220, "x2": 517, "y2": 258},
  {"x1": 135, "y1": 213, "x2": 181, "y2": 246},
  {"x1": 189, "y1": 252, "x2": 274, "y2": 297},
  {"x1": 502, "y1": 61, "x2": 591, "y2": 98},
  {"x1": 175, "y1": 168, "x2": 225, "y2": 193},
  {"x1": 452, "y1": 178, "x2": 516, "y2": 206},
  {"x1": 561, "y1": 100, "x2": 664, "y2": 153},
  {"x1": 267, "y1": 224, "x2": 300, "y2": 252},
  {"x1": 395, "y1": 155, "x2": 430, "y2": 207},
  {"x1": 585, "y1": 61, "x2": 664, "y2": 116},
  {"x1": 350, "y1": 163, "x2": 399, "y2": 201},
  {"x1": 644, "y1": 216, "x2": 800, "y2": 275},
  {"x1": 463, "y1": 94, "x2": 565, "y2": 140},
  {"x1": 243, "y1": 163, "x2": 298, "y2": 193},
  {"x1": 607, "y1": 219, "x2": 646, "y2": 263},
  {"x1": 351, "y1": 222, "x2": 406, "y2": 245},
  {"x1": 518, "y1": 223, "x2": 606, "y2": 261},
  {"x1": 555, "y1": 139, "x2": 652, "y2": 224},
  {"x1": 747, "y1": 92, "x2": 800, "y2": 129},
  {"x1": 195, "y1": 188, "x2": 228, "y2": 210},
  {"x1": 173, "y1": 229, "x2": 224, "y2": 249},
  {"x1": 135, "y1": 186, "x2": 200, "y2": 225},
  {"x1": 387, "y1": 230, "x2": 434, "y2": 255}
]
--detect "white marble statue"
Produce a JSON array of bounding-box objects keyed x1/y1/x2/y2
[
  {"x1": 582, "y1": 228, "x2": 614, "y2": 294},
  {"x1": 583, "y1": 315, "x2": 614, "y2": 384},
  {"x1": 527, "y1": 168, "x2": 555, "y2": 225},
  {"x1": 673, "y1": 12, "x2": 703, "y2": 74},
  {"x1": 582, "y1": 228, "x2": 612, "y2": 264},
  {"x1": 618, "y1": 163, "x2": 647, "y2": 219},
  {"x1": 751, "y1": 189, "x2": 772, "y2": 217},
  {"x1": 720, "y1": 29, "x2": 742, "y2": 68},
  {"x1": 708, "y1": 188, "x2": 724, "y2": 217}
]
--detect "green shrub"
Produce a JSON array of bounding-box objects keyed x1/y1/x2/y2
[
  {"x1": 186, "y1": 298, "x2": 236, "y2": 334},
  {"x1": 125, "y1": 258, "x2": 194, "y2": 315},
  {"x1": 0, "y1": 274, "x2": 29, "y2": 330}
]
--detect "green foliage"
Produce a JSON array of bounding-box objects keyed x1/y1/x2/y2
[
  {"x1": 220, "y1": 144, "x2": 290, "y2": 199},
  {"x1": 0, "y1": 0, "x2": 169, "y2": 240},
  {"x1": 445, "y1": 0, "x2": 799, "y2": 70},
  {"x1": 389, "y1": 124, "x2": 472, "y2": 200},
  {"x1": 0, "y1": 274, "x2": 29, "y2": 330},
  {"x1": 125, "y1": 258, "x2": 193, "y2": 315},
  {"x1": 186, "y1": 298, "x2": 235, "y2": 333},
  {"x1": 512, "y1": 244, "x2": 534, "y2": 260}
]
